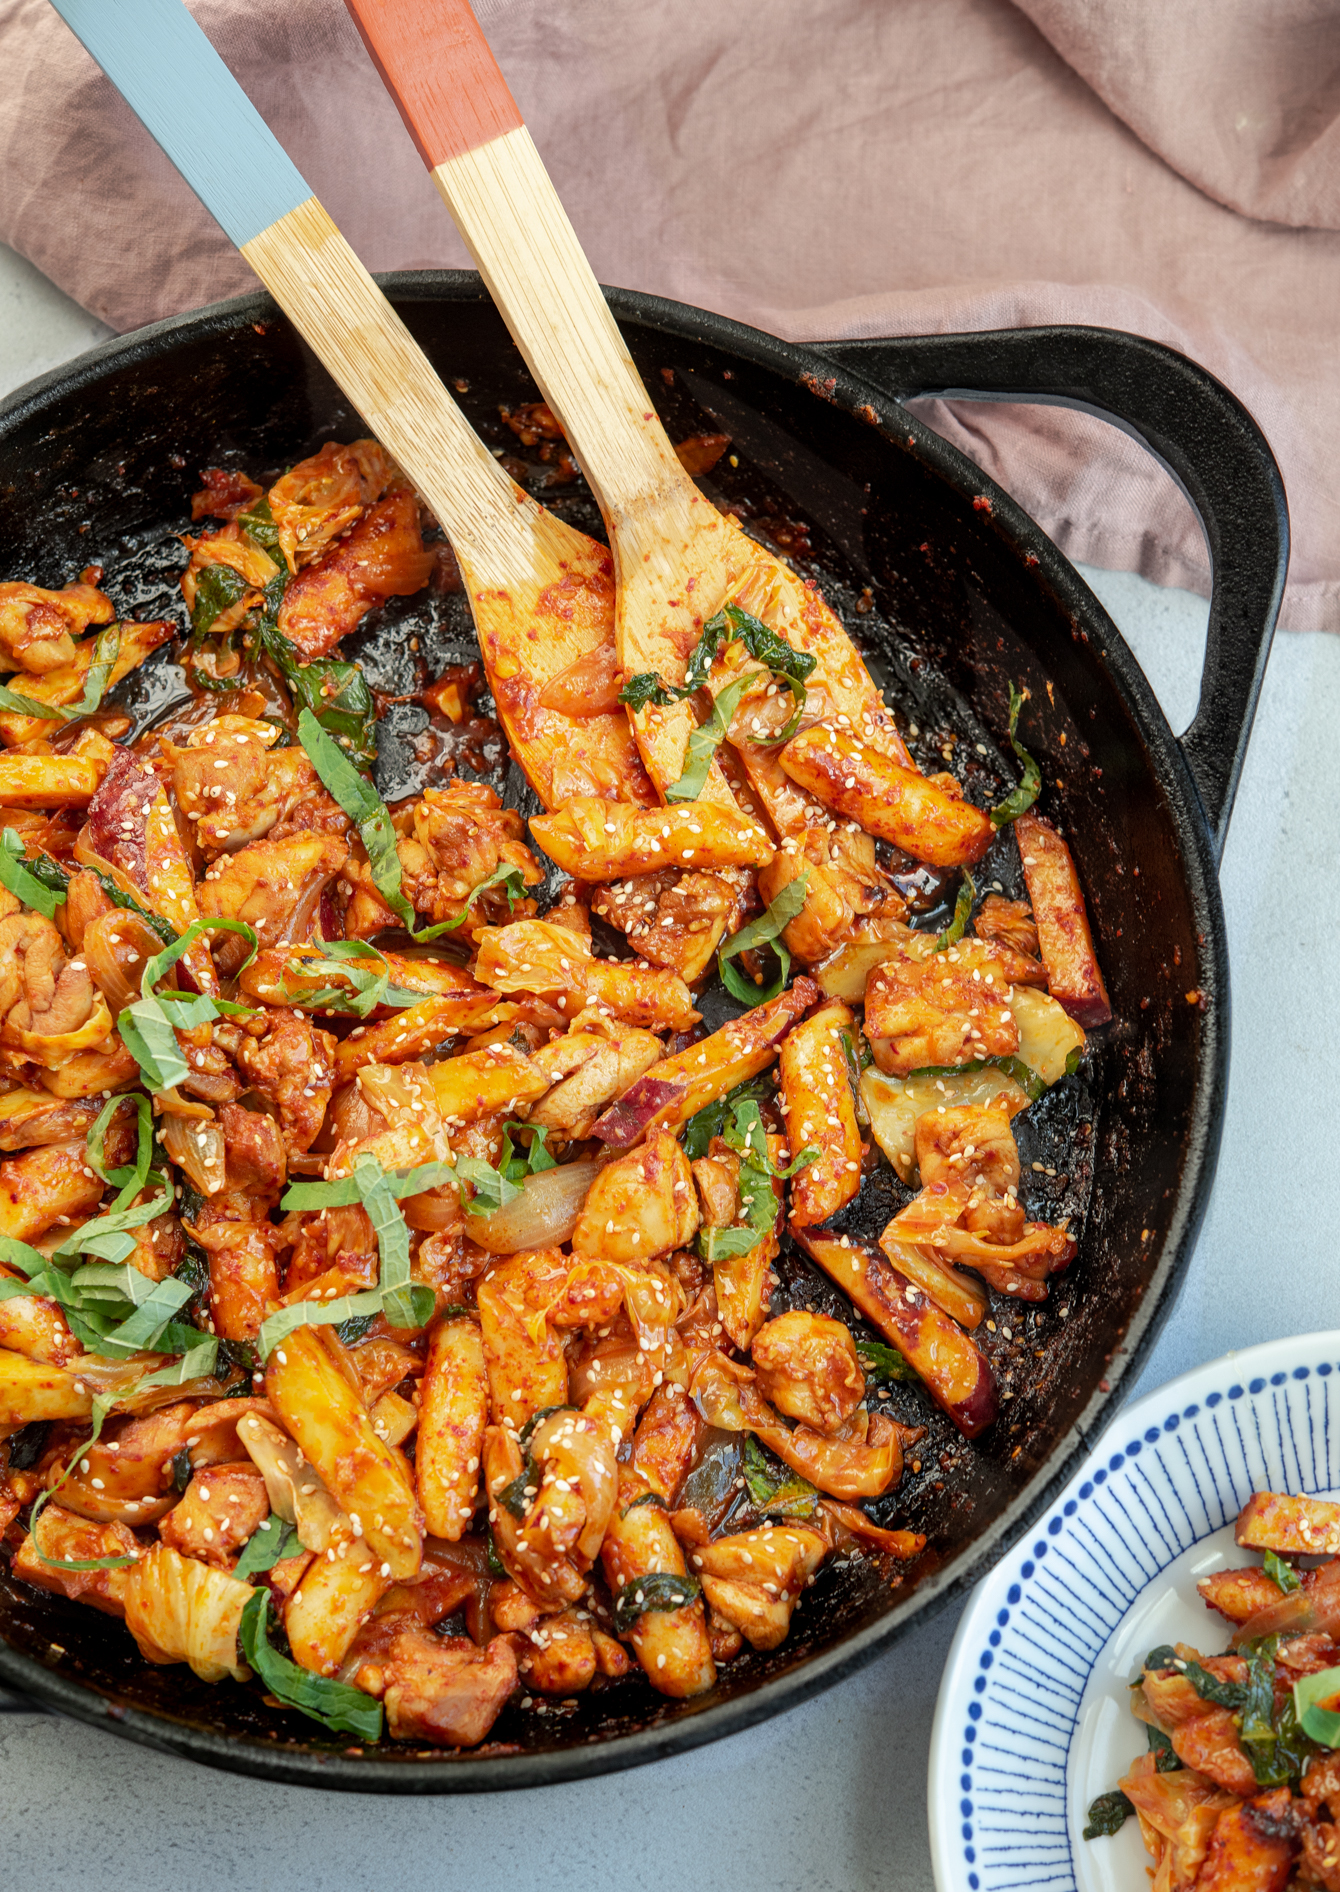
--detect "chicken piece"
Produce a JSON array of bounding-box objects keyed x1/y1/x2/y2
[
  {"x1": 417, "y1": 1316, "x2": 488, "y2": 1541},
  {"x1": 1015, "y1": 812, "x2": 1111, "y2": 1027},
  {"x1": 191, "y1": 1192, "x2": 284, "y2": 1343},
  {"x1": 860, "y1": 1063, "x2": 1031, "y2": 1186},
  {"x1": 277, "y1": 488, "x2": 434, "y2": 661},
  {"x1": 51, "y1": 1400, "x2": 198, "y2": 1526},
  {"x1": 779, "y1": 999, "x2": 863, "y2": 1227},
  {"x1": 819, "y1": 924, "x2": 1046, "y2": 1008},
  {"x1": 780, "y1": 725, "x2": 993, "y2": 867},
  {"x1": 218, "y1": 1102, "x2": 287, "y2": 1195},
  {"x1": 235, "y1": 1009, "x2": 337, "y2": 1156},
  {"x1": 689, "y1": 1524, "x2": 828, "y2": 1650},
  {"x1": 283, "y1": 1204, "x2": 380, "y2": 1303},
  {"x1": 527, "y1": 1008, "x2": 662, "y2": 1140},
  {"x1": 198, "y1": 832, "x2": 347, "y2": 969},
  {"x1": 169, "y1": 719, "x2": 351, "y2": 858},
  {"x1": 570, "y1": 1129, "x2": 700, "y2": 1262},
  {"x1": 159, "y1": 1462, "x2": 269, "y2": 1569},
  {"x1": 1198, "y1": 1566, "x2": 1296, "y2": 1625},
  {"x1": 266, "y1": 1327, "x2": 421, "y2": 1580},
  {"x1": 0, "y1": 578, "x2": 113, "y2": 674},
  {"x1": 181, "y1": 1396, "x2": 280, "y2": 1470},
  {"x1": 395, "y1": 780, "x2": 544, "y2": 941},
  {"x1": 750, "y1": 1311, "x2": 865, "y2": 1435},
  {"x1": 518, "y1": 1608, "x2": 598, "y2": 1695},
  {"x1": 600, "y1": 1464, "x2": 716, "y2": 1698},
  {"x1": 0, "y1": 911, "x2": 111, "y2": 1065},
  {"x1": 1197, "y1": 1789, "x2": 1299, "y2": 1890},
  {"x1": 121, "y1": 1541, "x2": 253, "y2": 1683},
  {"x1": 345, "y1": 1338, "x2": 423, "y2": 1409},
  {"x1": 286, "y1": 1542, "x2": 392, "y2": 1675},
  {"x1": 593, "y1": 979, "x2": 817, "y2": 1147},
  {"x1": 530, "y1": 797, "x2": 772, "y2": 881},
  {"x1": 1237, "y1": 1491, "x2": 1340, "y2": 1555},
  {"x1": 11, "y1": 1504, "x2": 139, "y2": 1614},
  {"x1": 0, "y1": 618, "x2": 173, "y2": 750},
  {"x1": 265, "y1": 439, "x2": 401, "y2": 571},
  {"x1": 1166, "y1": 1707, "x2": 1259, "y2": 1796},
  {"x1": 1301, "y1": 1756, "x2": 1340, "y2": 1891},
  {"x1": 484, "y1": 1408, "x2": 618, "y2": 1609},
  {"x1": 475, "y1": 919, "x2": 699, "y2": 1034},
  {"x1": 863, "y1": 953, "x2": 1020, "y2": 1077},
  {"x1": 0, "y1": 1089, "x2": 104, "y2": 1153},
  {"x1": 81, "y1": 748, "x2": 216, "y2": 996},
  {"x1": 756, "y1": 823, "x2": 907, "y2": 968},
  {"x1": 356, "y1": 1629, "x2": 517, "y2": 1747},
  {"x1": 916, "y1": 1103, "x2": 1020, "y2": 1209},
  {"x1": 973, "y1": 894, "x2": 1039, "y2": 959},
  {"x1": 588, "y1": 868, "x2": 739, "y2": 984},
  {"x1": 692, "y1": 1353, "x2": 907, "y2": 1500}
]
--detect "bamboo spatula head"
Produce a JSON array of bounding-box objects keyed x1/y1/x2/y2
[{"x1": 345, "y1": 0, "x2": 913, "y2": 813}]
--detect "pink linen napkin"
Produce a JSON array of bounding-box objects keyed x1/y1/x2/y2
[{"x1": 2, "y1": 0, "x2": 1338, "y2": 630}]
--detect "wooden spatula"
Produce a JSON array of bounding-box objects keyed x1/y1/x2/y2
[
  {"x1": 345, "y1": 0, "x2": 919, "y2": 841},
  {"x1": 46, "y1": 0, "x2": 654, "y2": 817}
]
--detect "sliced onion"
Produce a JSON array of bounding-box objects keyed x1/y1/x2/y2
[
  {"x1": 468, "y1": 1160, "x2": 600, "y2": 1254},
  {"x1": 82, "y1": 909, "x2": 164, "y2": 1017},
  {"x1": 162, "y1": 1111, "x2": 227, "y2": 1197}
]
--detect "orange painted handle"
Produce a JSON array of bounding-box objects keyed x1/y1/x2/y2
[{"x1": 344, "y1": 0, "x2": 523, "y2": 168}]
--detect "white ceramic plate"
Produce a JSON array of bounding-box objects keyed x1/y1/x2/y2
[{"x1": 928, "y1": 1331, "x2": 1340, "y2": 1892}]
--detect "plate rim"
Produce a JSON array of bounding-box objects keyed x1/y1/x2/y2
[{"x1": 927, "y1": 1327, "x2": 1340, "y2": 1892}]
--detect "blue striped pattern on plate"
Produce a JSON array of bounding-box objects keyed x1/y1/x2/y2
[
  {"x1": 49, "y1": 0, "x2": 309, "y2": 247},
  {"x1": 928, "y1": 1333, "x2": 1340, "y2": 1892}
]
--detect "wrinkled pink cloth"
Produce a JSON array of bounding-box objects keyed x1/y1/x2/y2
[{"x1": 3, "y1": 0, "x2": 1339, "y2": 629}]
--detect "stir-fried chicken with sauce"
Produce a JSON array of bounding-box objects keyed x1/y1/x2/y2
[
  {"x1": 1088, "y1": 1490, "x2": 1340, "y2": 1890},
  {"x1": 0, "y1": 430, "x2": 1111, "y2": 1753}
]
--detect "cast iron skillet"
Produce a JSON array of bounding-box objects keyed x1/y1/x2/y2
[{"x1": 0, "y1": 276, "x2": 1287, "y2": 1788}]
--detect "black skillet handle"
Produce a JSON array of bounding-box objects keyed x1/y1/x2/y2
[{"x1": 816, "y1": 327, "x2": 1289, "y2": 863}]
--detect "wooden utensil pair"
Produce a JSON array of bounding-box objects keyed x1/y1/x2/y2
[{"x1": 49, "y1": 0, "x2": 900, "y2": 903}]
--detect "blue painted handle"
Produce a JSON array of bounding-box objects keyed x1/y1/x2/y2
[{"x1": 49, "y1": 0, "x2": 311, "y2": 248}]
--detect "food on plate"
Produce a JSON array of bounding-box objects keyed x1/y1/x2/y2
[
  {"x1": 1085, "y1": 1489, "x2": 1340, "y2": 1887},
  {"x1": 0, "y1": 430, "x2": 1107, "y2": 1750}
]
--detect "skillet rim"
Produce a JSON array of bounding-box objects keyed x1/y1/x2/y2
[{"x1": 0, "y1": 274, "x2": 1234, "y2": 1789}]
